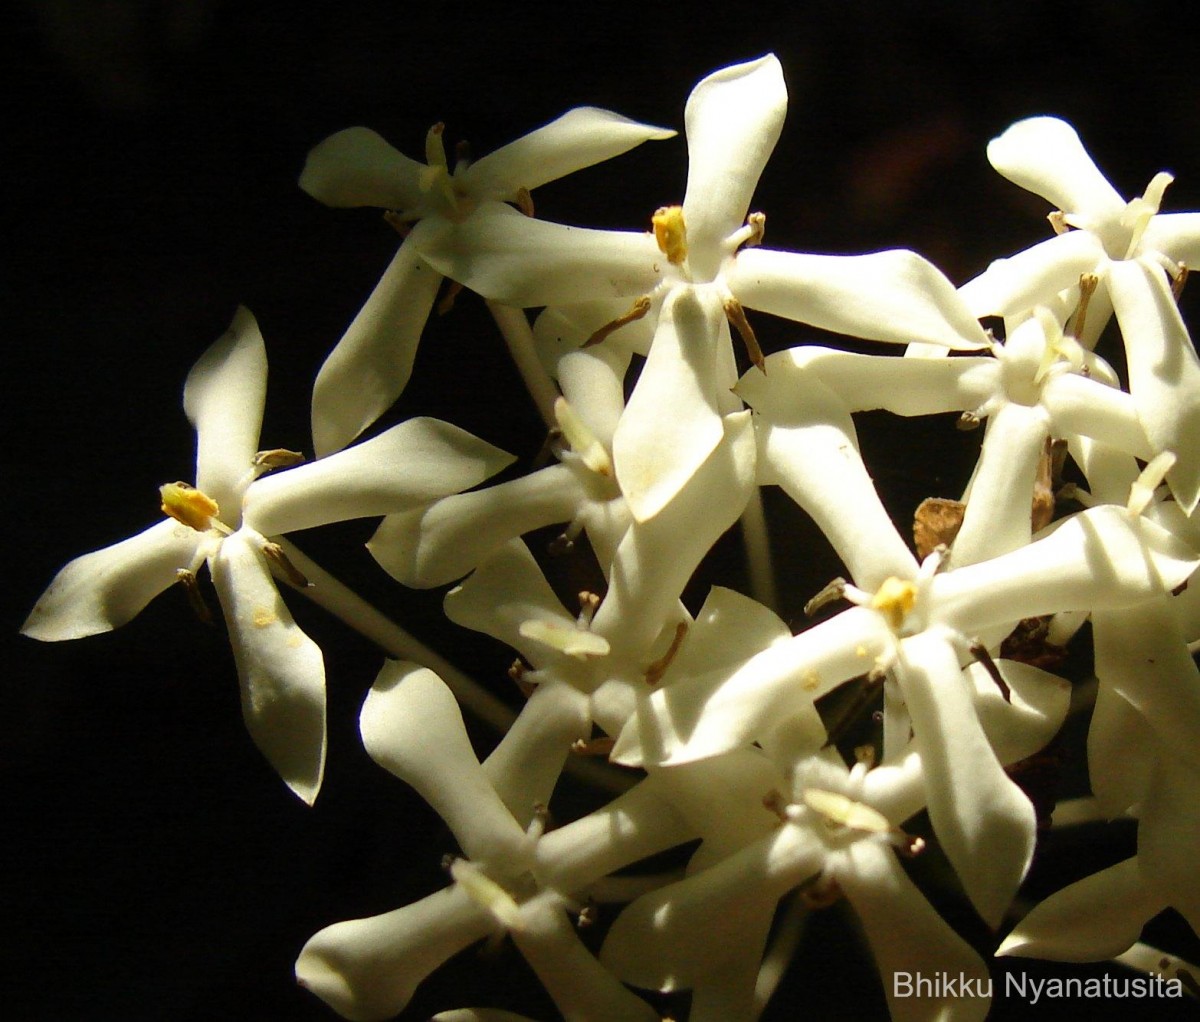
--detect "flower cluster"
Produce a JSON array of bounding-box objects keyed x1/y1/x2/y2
[{"x1": 23, "y1": 55, "x2": 1200, "y2": 1020}]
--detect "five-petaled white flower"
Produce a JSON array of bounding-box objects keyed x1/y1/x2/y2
[{"x1": 22, "y1": 308, "x2": 514, "y2": 804}]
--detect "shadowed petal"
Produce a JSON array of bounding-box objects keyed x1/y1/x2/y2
[
  {"x1": 463, "y1": 107, "x2": 676, "y2": 199},
  {"x1": 22, "y1": 520, "x2": 201, "y2": 640},
  {"x1": 183, "y1": 306, "x2": 267, "y2": 515},
  {"x1": 299, "y1": 126, "x2": 426, "y2": 211},
  {"x1": 414, "y1": 202, "x2": 661, "y2": 307},
  {"x1": 311, "y1": 232, "x2": 442, "y2": 456},
  {"x1": 245, "y1": 418, "x2": 513, "y2": 537},
  {"x1": 996, "y1": 858, "x2": 1163, "y2": 961},
  {"x1": 956, "y1": 231, "x2": 1102, "y2": 319},
  {"x1": 1139, "y1": 757, "x2": 1200, "y2": 931},
  {"x1": 1108, "y1": 257, "x2": 1200, "y2": 513},
  {"x1": 296, "y1": 885, "x2": 491, "y2": 1022},
  {"x1": 211, "y1": 529, "x2": 326, "y2": 805}
]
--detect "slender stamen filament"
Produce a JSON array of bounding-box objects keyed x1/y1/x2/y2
[
  {"x1": 724, "y1": 296, "x2": 765, "y2": 371},
  {"x1": 584, "y1": 295, "x2": 652, "y2": 348}
]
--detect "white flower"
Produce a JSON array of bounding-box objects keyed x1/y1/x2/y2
[
  {"x1": 959, "y1": 116, "x2": 1200, "y2": 512},
  {"x1": 21, "y1": 308, "x2": 514, "y2": 804},
  {"x1": 300, "y1": 109, "x2": 675, "y2": 456},
  {"x1": 412, "y1": 54, "x2": 990, "y2": 520}
]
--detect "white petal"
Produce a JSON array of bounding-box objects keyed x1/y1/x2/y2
[
  {"x1": 1108, "y1": 257, "x2": 1200, "y2": 513},
  {"x1": 444, "y1": 539, "x2": 576, "y2": 667},
  {"x1": 1094, "y1": 599, "x2": 1200, "y2": 774},
  {"x1": 244, "y1": 417, "x2": 514, "y2": 537},
  {"x1": 534, "y1": 301, "x2": 654, "y2": 363},
  {"x1": 956, "y1": 231, "x2": 1103, "y2": 319},
  {"x1": 758, "y1": 345, "x2": 996, "y2": 416},
  {"x1": 432, "y1": 1012, "x2": 538, "y2": 1022},
  {"x1": 413, "y1": 202, "x2": 662, "y2": 307},
  {"x1": 462, "y1": 107, "x2": 676, "y2": 199},
  {"x1": 967, "y1": 659, "x2": 1071, "y2": 767},
  {"x1": 665, "y1": 607, "x2": 892, "y2": 764},
  {"x1": 1139, "y1": 757, "x2": 1200, "y2": 931},
  {"x1": 296, "y1": 885, "x2": 491, "y2": 1021},
  {"x1": 311, "y1": 232, "x2": 442, "y2": 456},
  {"x1": 612, "y1": 286, "x2": 726, "y2": 522},
  {"x1": 996, "y1": 858, "x2": 1163, "y2": 961},
  {"x1": 183, "y1": 306, "x2": 266, "y2": 515},
  {"x1": 1087, "y1": 683, "x2": 1155, "y2": 816},
  {"x1": 730, "y1": 247, "x2": 991, "y2": 349},
  {"x1": 22, "y1": 520, "x2": 200, "y2": 640},
  {"x1": 555, "y1": 347, "x2": 629, "y2": 450},
  {"x1": 898, "y1": 632, "x2": 1035, "y2": 927},
  {"x1": 511, "y1": 895, "x2": 660, "y2": 1022},
  {"x1": 986, "y1": 117, "x2": 1125, "y2": 218},
  {"x1": 359, "y1": 662, "x2": 527, "y2": 872},
  {"x1": 482, "y1": 681, "x2": 591, "y2": 826},
  {"x1": 210, "y1": 529, "x2": 326, "y2": 805},
  {"x1": 1141, "y1": 211, "x2": 1200, "y2": 267},
  {"x1": 600, "y1": 826, "x2": 815, "y2": 991},
  {"x1": 933, "y1": 505, "x2": 1200, "y2": 633},
  {"x1": 841, "y1": 842, "x2": 991, "y2": 1022},
  {"x1": 368, "y1": 463, "x2": 581, "y2": 588},
  {"x1": 1039, "y1": 372, "x2": 1152, "y2": 457},
  {"x1": 681, "y1": 55, "x2": 786, "y2": 277},
  {"x1": 952, "y1": 401, "x2": 1049, "y2": 567},
  {"x1": 738, "y1": 358, "x2": 918, "y2": 590},
  {"x1": 298, "y1": 126, "x2": 426, "y2": 210},
  {"x1": 595, "y1": 411, "x2": 756, "y2": 659}
]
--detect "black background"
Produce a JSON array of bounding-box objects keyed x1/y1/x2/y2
[{"x1": 6, "y1": 1, "x2": 1200, "y2": 1019}]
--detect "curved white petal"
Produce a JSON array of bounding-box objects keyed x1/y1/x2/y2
[
  {"x1": 444, "y1": 539, "x2": 575, "y2": 667},
  {"x1": 183, "y1": 306, "x2": 267, "y2": 515},
  {"x1": 681, "y1": 55, "x2": 786, "y2": 278},
  {"x1": 665, "y1": 607, "x2": 892, "y2": 764},
  {"x1": 413, "y1": 202, "x2": 662, "y2": 307},
  {"x1": 760, "y1": 345, "x2": 996, "y2": 416},
  {"x1": 210, "y1": 529, "x2": 326, "y2": 805},
  {"x1": 311, "y1": 232, "x2": 442, "y2": 457},
  {"x1": 898, "y1": 632, "x2": 1035, "y2": 927},
  {"x1": 359, "y1": 662, "x2": 527, "y2": 872},
  {"x1": 612, "y1": 286, "x2": 726, "y2": 522},
  {"x1": 956, "y1": 231, "x2": 1103, "y2": 319},
  {"x1": 934, "y1": 505, "x2": 1200, "y2": 634},
  {"x1": 968, "y1": 659, "x2": 1071, "y2": 767},
  {"x1": 462, "y1": 107, "x2": 676, "y2": 199},
  {"x1": 368, "y1": 463, "x2": 581, "y2": 588},
  {"x1": 298, "y1": 126, "x2": 427, "y2": 211},
  {"x1": 296, "y1": 884, "x2": 491, "y2": 1022},
  {"x1": 481, "y1": 681, "x2": 591, "y2": 826},
  {"x1": 1139, "y1": 757, "x2": 1200, "y2": 931},
  {"x1": 952, "y1": 401, "x2": 1049, "y2": 567},
  {"x1": 596, "y1": 410, "x2": 756, "y2": 658},
  {"x1": 996, "y1": 858, "x2": 1163, "y2": 961},
  {"x1": 600, "y1": 825, "x2": 815, "y2": 991},
  {"x1": 534, "y1": 301, "x2": 654, "y2": 366},
  {"x1": 22, "y1": 520, "x2": 201, "y2": 641},
  {"x1": 1094, "y1": 599, "x2": 1200, "y2": 774},
  {"x1": 1039, "y1": 372, "x2": 1152, "y2": 457},
  {"x1": 555, "y1": 347, "x2": 629, "y2": 450},
  {"x1": 511, "y1": 894, "x2": 660, "y2": 1022},
  {"x1": 1141, "y1": 211, "x2": 1200, "y2": 267},
  {"x1": 1108, "y1": 257, "x2": 1200, "y2": 513},
  {"x1": 986, "y1": 117, "x2": 1125, "y2": 218},
  {"x1": 739, "y1": 358, "x2": 918, "y2": 590},
  {"x1": 841, "y1": 842, "x2": 991, "y2": 1022},
  {"x1": 245, "y1": 417, "x2": 513, "y2": 537},
  {"x1": 730, "y1": 247, "x2": 990, "y2": 349},
  {"x1": 1087, "y1": 683, "x2": 1155, "y2": 816}
]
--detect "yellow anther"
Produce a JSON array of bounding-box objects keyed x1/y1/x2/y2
[
  {"x1": 870, "y1": 577, "x2": 918, "y2": 631},
  {"x1": 518, "y1": 618, "x2": 610, "y2": 659},
  {"x1": 448, "y1": 859, "x2": 523, "y2": 931},
  {"x1": 424, "y1": 122, "x2": 448, "y2": 169},
  {"x1": 419, "y1": 122, "x2": 459, "y2": 214},
  {"x1": 160, "y1": 482, "x2": 219, "y2": 532},
  {"x1": 652, "y1": 205, "x2": 688, "y2": 265},
  {"x1": 1122, "y1": 171, "x2": 1174, "y2": 259}
]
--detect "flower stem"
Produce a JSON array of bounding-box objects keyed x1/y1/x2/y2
[
  {"x1": 276, "y1": 538, "x2": 516, "y2": 733},
  {"x1": 487, "y1": 300, "x2": 560, "y2": 430}
]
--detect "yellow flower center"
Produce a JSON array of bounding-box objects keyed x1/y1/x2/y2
[
  {"x1": 870, "y1": 577, "x2": 918, "y2": 631},
  {"x1": 160, "y1": 481, "x2": 220, "y2": 532}
]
